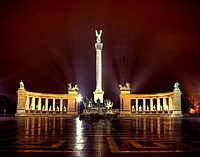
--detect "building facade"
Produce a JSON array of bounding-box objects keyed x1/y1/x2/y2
[
  {"x1": 119, "y1": 82, "x2": 183, "y2": 117},
  {"x1": 16, "y1": 81, "x2": 79, "y2": 116}
]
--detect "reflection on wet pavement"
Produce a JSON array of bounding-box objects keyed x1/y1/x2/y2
[{"x1": 0, "y1": 116, "x2": 200, "y2": 156}]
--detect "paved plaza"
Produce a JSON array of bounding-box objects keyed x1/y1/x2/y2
[{"x1": 0, "y1": 115, "x2": 199, "y2": 157}]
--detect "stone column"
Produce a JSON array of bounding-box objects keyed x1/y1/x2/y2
[
  {"x1": 25, "y1": 96, "x2": 30, "y2": 110},
  {"x1": 45, "y1": 98, "x2": 48, "y2": 111},
  {"x1": 93, "y1": 30, "x2": 104, "y2": 103},
  {"x1": 163, "y1": 97, "x2": 167, "y2": 110},
  {"x1": 142, "y1": 99, "x2": 145, "y2": 111},
  {"x1": 38, "y1": 97, "x2": 42, "y2": 111},
  {"x1": 169, "y1": 97, "x2": 173, "y2": 110},
  {"x1": 52, "y1": 98, "x2": 55, "y2": 111},
  {"x1": 150, "y1": 98, "x2": 153, "y2": 111},
  {"x1": 31, "y1": 97, "x2": 35, "y2": 110},
  {"x1": 157, "y1": 98, "x2": 160, "y2": 111},
  {"x1": 60, "y1": 99, "x2": 63, "y2": 111},
  {"x1": 135, "y1": 98, "x2": 138, "y2": 111}
]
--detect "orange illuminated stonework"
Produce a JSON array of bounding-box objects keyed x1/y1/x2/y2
[
  {"x1": 16, "y1": 82, "x2": 79, "y2": 116},
  {"x1": 119, "y1": 83, "x2": 183, "y2": 117}
]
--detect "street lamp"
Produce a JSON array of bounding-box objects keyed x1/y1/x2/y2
[{"x1": 77, "y1": 94, "x2": 82, "y2": 115}]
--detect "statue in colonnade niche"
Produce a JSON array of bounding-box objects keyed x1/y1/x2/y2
[
  {"x1": 63, "y1": 106, "x2": 66, "y2": 111},
  {"x1": 139, "y1": 105, "x2": 142, "y2": 111},
  {"x1": 132, "y1": 105, "x2": 135, "y2": 111},
  {"x1": 56, "y1": 106, "x2": 59, "y2": 111}
]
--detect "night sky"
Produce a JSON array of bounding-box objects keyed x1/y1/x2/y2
[{"x1": 0, "y1": 0, "x2": 200, "y2": 103}]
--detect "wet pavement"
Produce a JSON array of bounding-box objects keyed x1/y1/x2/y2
[{"x1": 0, "y1": 115, "x2": 200, "y2": 157}]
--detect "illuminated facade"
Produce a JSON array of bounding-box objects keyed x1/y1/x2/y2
[
  {"x1": 119, "y1": 83, "x2": 183, "y2": 117},
  {"x1": 16, "y1": 82, "x2": 79, "y2": 116}
]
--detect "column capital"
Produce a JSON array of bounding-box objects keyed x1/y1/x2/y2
[{"x1": 95, "y1": 43, "x2": 103, "y2": 50}]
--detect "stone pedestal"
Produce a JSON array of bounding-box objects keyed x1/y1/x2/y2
[
  {"x1": 93, "y1": 90, "x2": 104, "y2": 104},
  {"x1": 171, "y1": 89, "x2": 183, "y2": 117},
  {"x1": 16, "y1": 88, "x2": 26, "y2": 116}
]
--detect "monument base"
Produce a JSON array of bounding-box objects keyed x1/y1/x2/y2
[
  {"x1": 93, "y1": 90, "x2": 104, "y2": 103},
  {"x1": 15, "y1": 109, "x2": 26, "y2": 116},
  {"x1": 171, "y1": 110, "x2": 183, "y2": 117}
]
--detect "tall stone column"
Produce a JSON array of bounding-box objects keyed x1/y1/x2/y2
[
  {"x1": 171, "y1": 82, "x2": 183, "y2": 117},
  {"x1": 93, "y1": 30, "x2": 104, "y2": 103}
]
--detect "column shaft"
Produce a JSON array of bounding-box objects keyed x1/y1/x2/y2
[
  {"x1": 45, "y1": 98, "x2": 48, "y2": 111},
  {"x1": 53, "y1": 99, "x2": 55, "y2": 111},
  {"x1": 38, "y1": 97, "x2": 42, "y2": 110},
  {"x1": 135, "y1": 98, "x2": 138, "y2": 111},
  {"x1": 26, "y1": 96, "x2": 30, "y2": 110},
  {"x1": 150, "y1": 98, "x2": 153, "y2": 111},
  {"x1": 31, "y1": 97, "x2": 35, "y2": 110},
  {"x1": 96, "y1": 49, "x2": 102, "y2": 90},
  {"x1": 157, "y1": 98, "x2": 160, "y2": 111},
  {"x1": 143, "y1": 99, "x2": 145, "y2": 111},
  {"x1": 60, "y1": 99, "x2": 63, "y2": 111},
  {"x1": 163, "y1": 97, "x2": 167, "y2": 110}
]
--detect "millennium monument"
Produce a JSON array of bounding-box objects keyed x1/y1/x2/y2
[
  {"x1": 93, "y1": 30, "x2": 104, "y2": 103},
  {"x1": 16, "y1": 30, "x2": 183, "y2": 117}
]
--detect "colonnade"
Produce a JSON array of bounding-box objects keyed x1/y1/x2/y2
[
  {"x1": 16, "y1": 87, "x2": 79, "y2": 116},
  {"x1": 119, "y1": 90, "x2": 182, "y2": 117},
  {"x1": 25, "y1": 96, "x2": 68, "y2": 112},
  {"x1": 119, "y1": 83, "x2": 183, "y2": 117},
  {"x1": 130, "y1": 97, "x2": 173, "y2": 112}
]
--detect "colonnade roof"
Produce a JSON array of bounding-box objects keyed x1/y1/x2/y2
[
  {"x1": 19, "y1": 90, "x2": 79, "y2": 98},
  {"x1": 120, "y1": 91, "x2": 174, "y2": 98}
]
